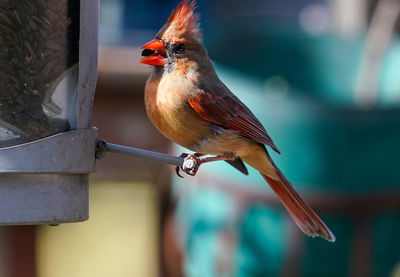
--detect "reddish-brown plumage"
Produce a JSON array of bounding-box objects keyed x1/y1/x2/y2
[
  {"x1": 141, "y1": 0, "x2": 335, "y2": 242},
  {"x1": 166, "y1": 0, "x2": 199, "y2": 28},
  {"x1": 156, "y1": 0, "x2": 201, "y2": 43},
  {"x1": 188, "y1": 90, "x2": 280, "y2": 153}
]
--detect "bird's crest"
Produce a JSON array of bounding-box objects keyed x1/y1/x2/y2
[{"x1": 157, "y1": 0, "x2": 201, "y2": 42}]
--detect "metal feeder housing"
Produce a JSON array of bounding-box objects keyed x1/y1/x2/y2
[{"x1": 0, "y1": 0, "x2": 98, "y2": 225}]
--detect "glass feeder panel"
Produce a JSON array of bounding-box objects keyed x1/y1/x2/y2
[{"x1": 0, "y1": 0, "x2": 79, "y2": 148}]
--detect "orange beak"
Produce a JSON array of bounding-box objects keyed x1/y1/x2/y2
[{"x1": 140, "y1": 39, "x2": 167, "y2": 66}]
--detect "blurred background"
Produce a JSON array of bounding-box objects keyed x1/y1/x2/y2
[{"x1": 1, "y1": 0, "x2": 400, "y2": 276}]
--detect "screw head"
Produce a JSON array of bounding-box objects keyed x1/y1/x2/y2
[{"x1": 184, "y1": 159, "x2": 196, "y2": 169}]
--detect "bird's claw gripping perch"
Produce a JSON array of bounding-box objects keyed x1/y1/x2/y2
[
  {"x1": 175, "y1": 152, "x2": 237, "y2": 177},
  {"x1": 182, "y1": 154, "x2": 201, "y2": 176},
  {"x1": 175, "y1": 153, "x2": 187, "y2": 178},
  {"x1": 175, "y1": 153, "x2": 200, "y2": 177}
]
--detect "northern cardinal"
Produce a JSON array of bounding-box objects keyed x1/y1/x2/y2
[{"x1": 140, "y1": 0, "x2": 335, "y2": 242}]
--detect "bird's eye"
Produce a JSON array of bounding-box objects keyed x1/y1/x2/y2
[{"x1": 173, "y1": 43, "x2": 185, "y2": 53}]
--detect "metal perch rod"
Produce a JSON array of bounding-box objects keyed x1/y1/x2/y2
[{"x1": 96, "y1": 139, "x2": 185, "y2": 167}]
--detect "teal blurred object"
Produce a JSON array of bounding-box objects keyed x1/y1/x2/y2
[{"x1": 172, "y1": 17, "x2": 400, "y2": 277}]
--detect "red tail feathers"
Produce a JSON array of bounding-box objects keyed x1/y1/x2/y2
[{"x1": 261, "y1": 168, "x2": 335, "y2": 242}]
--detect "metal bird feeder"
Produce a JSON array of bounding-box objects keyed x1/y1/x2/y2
[
  {"x1": 0, "y1": 0, "x2": 207, "y2": 226},
  {"x1": 0, "y1": 0, "x2": 98, "y2": 225}
]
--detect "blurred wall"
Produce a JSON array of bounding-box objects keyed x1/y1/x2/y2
[
  {"x1": 0, "y1": 228, "x2": 10, "y2": 277},
  {"x1": 37, "y1": 182, "x2": 159, "y2": 277}
]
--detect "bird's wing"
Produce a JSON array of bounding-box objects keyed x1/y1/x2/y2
[{"x1": 188, "y1": 90, "x2": 280, "y2": 154}]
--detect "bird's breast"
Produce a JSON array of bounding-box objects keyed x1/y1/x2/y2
[{"x1": 144, "y1": 72, "x2": 210, "y2": 150}]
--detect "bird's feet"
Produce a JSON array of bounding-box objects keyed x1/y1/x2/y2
[
  {"x1": 182, "y1": 154, "x2": 202, "y2": 176},
  {"x1": 175, "y1": 152, "x2": 237, "y2": 178},
  {"x1": 175, "y1": 153, "x2": 188, "y2": 178},
  {"x1": 175, "y1": 153, "x2": 201, "y2": 177}
]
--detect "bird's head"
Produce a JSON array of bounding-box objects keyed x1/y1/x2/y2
[{"x1": 140, "y1": 0, "x2": 204, "y2": 67}]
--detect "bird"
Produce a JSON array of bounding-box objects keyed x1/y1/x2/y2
[{"x1": 139, "y1": 0, "x2": 335, "y2": 242}]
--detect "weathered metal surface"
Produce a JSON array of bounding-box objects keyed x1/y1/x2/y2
[
  {"x1": 0, "y1": 174, "x2": 88, "y2": 225},
  {"x1": 78, "y1": 0, "x2": 99, "y2": 129},
  {"x1": 0, "y1": 0, "x2": 98, "y2": 225},
  {"x1": 0, "y1": 128, "x2": 97, "y2": 174}
]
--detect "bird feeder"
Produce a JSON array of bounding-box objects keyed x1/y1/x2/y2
[{"x1": 0, "y1": 0, "x2": 98, "y2": 225}]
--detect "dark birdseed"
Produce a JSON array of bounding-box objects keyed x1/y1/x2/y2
[{"x1": 0, "y1": 0, "x2": 80, "y2": 147}]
